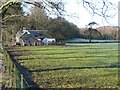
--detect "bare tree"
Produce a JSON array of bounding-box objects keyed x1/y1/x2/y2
[
  {"x1": 81, "y1": 0, "x2": 117, "y2": 20},
  {"x1": 0, "y1": 0, "x2": 117, "y2": 19},
  {"x1": 86, "y1": 22, "x2": 102, "y2": 42},
  {"x1": 0, "y1": 0, "x2": 65, "y2": 19}
]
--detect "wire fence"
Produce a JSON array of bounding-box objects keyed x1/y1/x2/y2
[{"x1": 2, "y1": 46, "x2": 35, "y2": 89}]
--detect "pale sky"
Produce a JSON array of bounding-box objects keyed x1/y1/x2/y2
[
  {"x1": 64, "y1": 0, "x2": 119, "y2": 28},
  {"x1": 23, "y1": 0, "x2": 119, "y2": 28}
]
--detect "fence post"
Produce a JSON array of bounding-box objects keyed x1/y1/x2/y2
[
  {"x1": 10, "y1": 58, "x2": 14, "y2": 88},
  {"x1": 14, "y1": 65, "x2": 18, "y2": 88},
  {"x1": 18, "y1": 72, "x2": 21, "y2": 89},
  {"x1": 21, "y1": 74, "x2": 24, "y2": 89},
  {"x1": 9, "y1": 58, "x2": 12, "y2": 88},
  {"x1": 8, "y1": 56, "x2": 10, "y2": 76}
]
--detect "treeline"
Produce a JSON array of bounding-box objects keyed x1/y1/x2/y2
[
  {"x1": 2, "y1": 4, "x2": 80, "y2": 44},
  {"x1": 2, "y1": 3, "x2": 118, "y2": 45},
  {"x1": 22, "y1": 6, "x2": 80, "y2": 40},
  {"x1": 79, "y1": 27, "x2": 119, "y2": 40}
]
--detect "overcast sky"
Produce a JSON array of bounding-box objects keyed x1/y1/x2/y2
[{"x1": 64, "y1": 0, "x2": 119, "y2": 28}]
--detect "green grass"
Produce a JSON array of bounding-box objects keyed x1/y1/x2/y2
[
  {"x1": 32, "y1": 68, "x2": 118, "y2": 88},
  {"x1": 13, "y1": 43, "x2": 118, "y2": 88}
]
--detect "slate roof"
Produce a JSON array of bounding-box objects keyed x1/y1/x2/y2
[{"x1": 16, "y1": 30, "x2": 46, "y2": 39}]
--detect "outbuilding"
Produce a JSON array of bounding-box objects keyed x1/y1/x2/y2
[{"x1": 42, "y1": 38, "x2": 56, "y2": 45}]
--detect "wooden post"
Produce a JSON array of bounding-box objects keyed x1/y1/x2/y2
[
  {"x1": 21, "y1": 74, "x2": 24, "y2": 89},
  {"x1": 9, "y1": 60, "x2": 12, "y2": 88},
  {"x1": 14, "y1": 65, "x2": 18, "y2": 88},
  {"x1": 8, "y1": 56, "x2": 10, "y2": 76},
  {"x1": 9, "y1": 59, "x2": 13, "y2": 88}
]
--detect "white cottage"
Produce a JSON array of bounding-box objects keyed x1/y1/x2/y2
[
  {"x1": 16, "y1": 30, "x2": 44, "y2": 46},
  {"x1": 16, "y1": 29, "x2": 56, "y2": 46}
]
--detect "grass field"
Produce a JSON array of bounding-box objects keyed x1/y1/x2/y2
[{"x1": 13, "y1": 43, "x2": 118, "y2": 88}]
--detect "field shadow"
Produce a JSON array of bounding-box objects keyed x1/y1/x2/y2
[
  {"x1": 17, "y1": 51, "x2": 78, "y2": 56},
  {"x1": 15, "y1": 55, "x2": 116, "y2": 61},
  {"x1": 30, "y1": 63, "x2": 119, "y2": 73}
]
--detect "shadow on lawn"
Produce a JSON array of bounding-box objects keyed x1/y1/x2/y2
[
  {"x1": 15, "y1": 51, "x2": 78, "y2": 57},
  {"x1": 16, "y1": 55, "x2": 116, "y2": 61},
  {"x1": 30, "y1": 63, "x2": 119, "y2": 73}
]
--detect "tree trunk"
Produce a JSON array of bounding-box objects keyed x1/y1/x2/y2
[{"x1": 89, "y1": 28, "x2": 92, "y2": 43}]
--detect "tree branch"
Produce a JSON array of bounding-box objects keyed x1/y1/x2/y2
[{"x1": 81, "y1": 0, "x2": 117, "y2": 20}]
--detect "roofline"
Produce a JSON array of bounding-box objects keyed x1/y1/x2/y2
[{"x1": 27, "y1": 30, "x2": 48, "y2": 32}]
